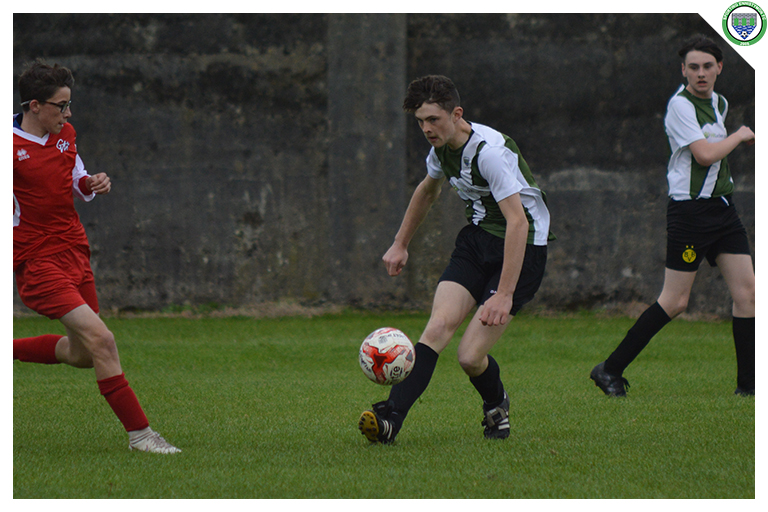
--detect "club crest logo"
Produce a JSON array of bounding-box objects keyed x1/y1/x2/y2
[
  {"x1": 733, "y1": 11, "x2": 757, "y2": 38},
  {"x1": 56, "y1": 139, "x2": 70, "y2": 153},
  {"x1": 682, "y1": 245, "x2": 697, "y2": 264},
  {"x1": 723, "y1": 2, "x2": 766, "y2": 46}
]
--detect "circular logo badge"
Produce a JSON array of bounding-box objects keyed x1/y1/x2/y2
[
  {"x1": 723, "y1": 2, "x2": 767, "y2": 46},
  {"x1": 682, "y1": 246, "x2": 697, "y2": 264}
]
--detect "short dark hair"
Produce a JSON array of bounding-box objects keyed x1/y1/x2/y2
[
  {"x1": 402, "y1": 75, "x2": 461, "y2": 114},
  {"x1": 678, "y1": 35, "x2": 723, "y2": 63},
  {"x1": 18, "y1": 60, "x2": 75, "y2": 111}
]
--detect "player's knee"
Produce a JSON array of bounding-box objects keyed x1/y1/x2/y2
[
  {"x1": 668, "y1": 300, "x2": 688, "y2": 319},
  {"x1": 422, "y1": 316, "x2": 460, "y2": 344},
  {"x1": 457, "y1": 352, "x2": 484, "y2": 376},
  {"x1": 660, "y1": 295, "x2": 689, "y2": 319},
  {"x1": 71, "y1": 349, "x2": 94, "y2": 368},
  {"x1": 732, "y1": 283, "x2": 755, "y2": 313},
  {"x1": 74, "y1": 356, "x2": 94, "y2": 368},
  {"x1": 63, "y1": 338, "x2": 94, "y2": 368},
  {"x1": 87, "y1": 329, "x2": 119, "y2": 363}
]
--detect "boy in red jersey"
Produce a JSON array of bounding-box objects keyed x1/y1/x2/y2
[{"x1": 13, "y1": 61, "x2": 180, "y2": 454}]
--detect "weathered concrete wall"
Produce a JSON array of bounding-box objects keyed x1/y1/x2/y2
[
  {"x1": 327, "y1": 14, "x2": 408, "y2": 305},
  {"x1": 12, "y1": 13, "x2": 754, "y2": 316}
]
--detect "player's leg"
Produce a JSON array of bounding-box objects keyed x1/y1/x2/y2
[
  {"x1": 656, "y1": 268, "x2": 698, "y2": 319},
  {"x1": 60, "y1": 305, "x2": 147, "y2": 433},
  {"x1": 14, "y1": 334, "x2": 66, "y2": 364},
  {"x1": 59, "y1": 304, "x2": 122, "y2": 379},
  {"x1": 418, "y1": 280, "x2": 479, "y2": 353},
  {"x1": 390, "y1": 281, "x2": 477, "y2": 410},
  {"x1": 15, "y1": 249, "x2": 179, "y2": 453},
  {"x1": 59, "y1": 305, "x2": 180, "y2": 453},
  {"x1": 14, "y1": 250, "x2": 98, "y2": 367},
  {"x1": 592, "y1": 268, "x2": 696, "y2": 396},
  {"x1": 457, "y1": 311, "x2": 508, "y2": 377},
  {"x1": 717, "y1": 253, "x2": 755, "y2": 317},
  {"x1": 359, "y1": 281, "x2": 476, "y2": 443},
  {"x1": 455, "y1": 243, "x2": 546, "y2": 438},
  {"x1": 457, "y1": 310, "x2": 511, "y2": 439},
  {"x1": 716, "y1": 253, "x2": 755, "y2": 395},
  {"x1": 456, "y1": 242, "x2": 547, "y2": 381}
]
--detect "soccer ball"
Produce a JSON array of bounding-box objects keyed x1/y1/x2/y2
[{"x1": 359, "y1": 327, "x2": 415, "y2": 385}]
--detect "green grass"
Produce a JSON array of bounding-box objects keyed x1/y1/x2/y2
[{"x1": 13, "y1": 311, "x2": 754, "y2": 498}]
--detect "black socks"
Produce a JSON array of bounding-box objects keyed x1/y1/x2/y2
[
  {"x1": 386, "y1": 345, "x2": 507, "y2": 431},
  {"x1": 470, "y1": 354, "x2": 505, "y2": 408},
  {"x1": 604, "y1": 302, "x2": 671, "y2": 376},
  {"x1": 733, "y1": 317, "x2": 755, "y2": 391},
  {"x1": 387, "y1": 343, "x2": 439, "y2": 430},
  {"x1": 604, "y1": 304, "x2": 754, "y2": 391}
]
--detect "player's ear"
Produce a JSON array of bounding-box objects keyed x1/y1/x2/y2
[{"x1": 452, "y1": 106, "x2": 463, "y2": 122}]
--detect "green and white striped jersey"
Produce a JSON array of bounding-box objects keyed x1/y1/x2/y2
[
  {"x1": 426, "y1": 122, "x2": 552, "y2": 245},
  {"x1": 665, "y1": 84, "x2": 734, "y2": 200}
]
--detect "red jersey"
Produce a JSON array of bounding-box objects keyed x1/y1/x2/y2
[{"x1": 13, "y1": 114, "x2": 95, "y2": 270}]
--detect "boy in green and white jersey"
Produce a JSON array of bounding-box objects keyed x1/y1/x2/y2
[
  {"x1": 359, "y1": 75, "x2": 553, "y2": 443},
  {"x1": 591, "y1": 35, "x2": 755, "y2": 398},
  {"x1": 666, "y1": 84, "x2": 734, "y2": 200},
  {"x1": 426, "y1": 121, "x2": 551, "y2": 244}
]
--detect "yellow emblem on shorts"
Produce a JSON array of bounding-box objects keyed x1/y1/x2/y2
[{"x1": 682, "y1": 245, "x2": 697, "y2": 263}]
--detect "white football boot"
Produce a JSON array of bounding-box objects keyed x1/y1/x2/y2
[{"x1": 129, "y1": 427, "x2": 181, "y2": 454}]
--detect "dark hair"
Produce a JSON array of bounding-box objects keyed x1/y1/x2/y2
[
  {"x1": 18, "y1": 60, "x2": 75, "y2": 111},
  {"x1": 678, "y1": 35, "x2": 723, "y2": 63},
  {"x1": 402, "y1": 75, "x2": 461, "y2": 114}
]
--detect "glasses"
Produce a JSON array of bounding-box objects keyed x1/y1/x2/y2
[{"x1": 20, "y1": 99, "x2": 72, "y2": 113}]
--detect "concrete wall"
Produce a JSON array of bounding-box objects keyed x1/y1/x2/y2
[{"x1": 13, "y1": 13, "x2": 754, "y2": 317}]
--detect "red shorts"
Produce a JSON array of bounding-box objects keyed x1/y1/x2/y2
[{"x1": 14, "y1": 245, "x2": 99, "y2": 320}]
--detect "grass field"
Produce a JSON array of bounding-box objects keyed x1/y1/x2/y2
[{"x1": 13, "y1": 310, "x2": 754, "y2": 499}]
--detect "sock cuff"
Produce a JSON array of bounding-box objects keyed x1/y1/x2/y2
[
  {"x1": 415, "y1": 342, "x2": 439, "y2": 361},
  {"x1": 97, "y1": 373, "x2": 129, "y2": 396},
  {"x1": 13, "y1": 334, "x2": 62, "y2": 364},
  {"x1": 470, "y1": 354, "x2": 500, "y2": 384},
  {"x1": 651, "y1": 301, "x2": 672, "y2": 323}
]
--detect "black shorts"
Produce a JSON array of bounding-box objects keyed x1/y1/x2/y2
[
  {"x1": 666, "y1": 196, "x2": 751, "y2": 272},
  {"x1": 438, "y1": 224, "x2": 547, "y2": 315}
]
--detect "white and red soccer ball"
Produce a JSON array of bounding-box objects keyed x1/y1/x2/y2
[{"x1": 359, "y1": 327, "x2": 415, "y2": 385}]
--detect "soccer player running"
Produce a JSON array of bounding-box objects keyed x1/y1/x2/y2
[
  {"x1": 13, "y1": 61, "x2": 181, "y2": 453},
  {"x1": 358, "y1": 75, "x2": 553, "y2": 443},
  {"x1": 590, "y1": 35, "x2": 755, "y2": 397}
]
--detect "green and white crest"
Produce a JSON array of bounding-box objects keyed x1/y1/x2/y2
[{"x1": 722, "y1": 2, "x2": 766, "y2": 46}]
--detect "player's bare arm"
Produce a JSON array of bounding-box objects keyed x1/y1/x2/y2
[
  {"x1": 689, "y1": 126, "x2": 755, "y2": 167},
  {"x1": 478, "y1": 193, "x2": 528, "y2": 327},
  {"x1": 382, "y1": 174, "x2": 444, "y2": 276}
]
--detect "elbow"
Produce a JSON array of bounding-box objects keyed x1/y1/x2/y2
[
  {"x1": 688, "y1": 140, "x2": 719, "y2": 167},
  {"x1": 689, "y1": 144, "x2": 718, "y2": 167},
  {"x1": 692, "y1": 155, "x2": 716, "y2": 167},
  {"x1": 419, "y1": 183, "x2": 441, "y2": 204},
  {"x1": 510, "y1": 216, "x2": 528, "y2": 241}
]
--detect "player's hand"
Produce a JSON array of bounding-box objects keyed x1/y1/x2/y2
[
  {"x1": 737, "y1": 126, "x2": 755, "y2": 146},
  {"x1": 478, "y1": 292, "x2": 513, "y2": 327},
  {"x1": 382, "y1": 243, "x2": 408, "y2": 276},
  {"x1": 87, "y1": 173, "x2": 112, "y2": 195}
]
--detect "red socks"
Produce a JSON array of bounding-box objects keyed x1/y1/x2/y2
[
  {"x1": 97, "y1": 373, "x2": 150, "y2": 432},
  {"x1": 15, "y1": 336, "x2": 150, "y2": 432},
  {"x1": 13, "y1": 335, "x2": 62, "y2": 364}
]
